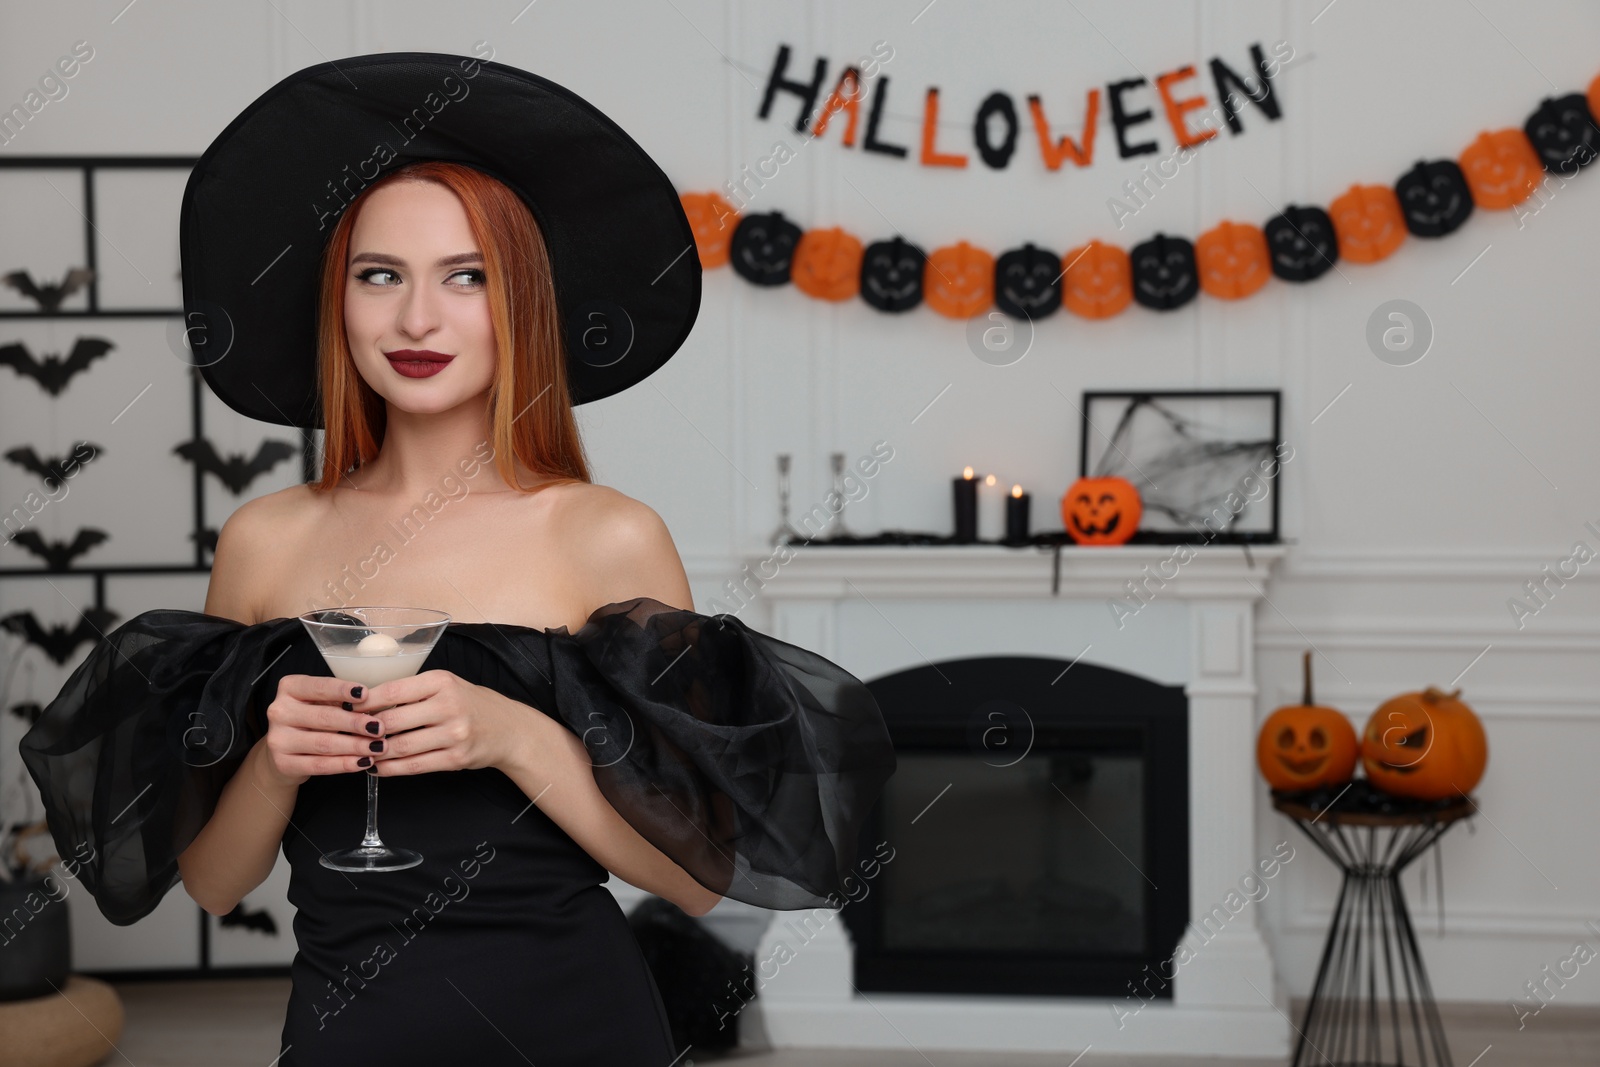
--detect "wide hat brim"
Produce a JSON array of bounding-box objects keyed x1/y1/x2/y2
[{"x1": 179, "y1": 51, "x2": 701, "y2": 429}]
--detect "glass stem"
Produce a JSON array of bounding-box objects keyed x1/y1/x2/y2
[{"x1": 360, "y1": 771, "x2": 384, "y2": 848}]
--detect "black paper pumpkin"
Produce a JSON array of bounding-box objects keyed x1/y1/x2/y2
[
  {"x1": 1524, "y1": 93, "x2": 1600, "y2": 174},
  {"x1": 859, "y1": 236, "x2": 927, "y2": 312},
  {"x1": 994, "y1": 242, "x2": 1062, "y2": 319},
  {"x1": 1394, "y1": 159, "x2": 1475, "y2": 237},
  {"x1": 1130, "y1": 233, "x2": 1198, "y2": 311},
  {"x1": 1263, "y1": 205, "x2": 1338, "y2": 282},
  {"x1": 729, "y1": 211, "x2": 803, "y2": 286}
]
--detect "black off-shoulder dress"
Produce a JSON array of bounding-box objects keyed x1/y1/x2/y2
[{"x1": 19, "y1": 597, "x2": 896, "y2": 1066}]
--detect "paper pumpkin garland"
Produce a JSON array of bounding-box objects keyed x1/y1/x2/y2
[
  {"x1": 924, "y1": 240, "x2": 995, "y2": 318},
  {"x1": 1263, "y1": 205, "x2": 1338, "y2": 282},
  {"x1": 1329, "y1": 184, "x2": 1407, "y2": 264},
  {"x1": 791, "y1": 227, "x2": 863, "y2": 301},
  {"x1": 1061, "y1": 240, "x2": 1132, "y2": 318},
  {"x1": 729, "y1": 210, "x2": 802, "y2": 285},
  {"x1": 994, "y1": 242, "x2": 1062, "y2": 319},
  {"x1": 1458, "y1": 129, "x2": 1542, "y2": 209},
  {"x1": 680, "y1": 191, "x2": 738, "y2": 269},
  {"x1": 1523, "y1": 93, "x2": 1600, "y2": 173},
  {"x1": 1130, "y1": 233, "x2": 1198, "y2": 310},
  {"x1": 1195, "y1": 220, "x2": 1270, "y2": 299},
  {"x1": 859, "y1": 236, "x2": 927, "y2": 312},
  {"x1": 681, "y1": 67, "x2": 1600, "y2": 318},
  {"x1": 1394, "y1": 159, "x2": 1474, "y2": 237}
]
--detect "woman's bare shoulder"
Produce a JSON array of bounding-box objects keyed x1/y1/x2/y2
[
  {"x1": 204, "y1": 485, "x2": 328, "y2": 623},
  {"x1": 543, "y1": 481, "x2": 693, "y2": 612}
]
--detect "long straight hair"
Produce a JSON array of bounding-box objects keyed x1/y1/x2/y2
[{"x1": 311, "y1": 159, "x2": 590, "y2": 492}]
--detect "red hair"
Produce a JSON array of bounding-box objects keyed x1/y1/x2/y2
[{"x1": 310, "y1": 159, "x2": 590, "y2": 492}]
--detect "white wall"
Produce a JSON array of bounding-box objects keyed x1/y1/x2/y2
[{"x1": 2, "y1": 0, "x2": 1597, "y2": 1010}]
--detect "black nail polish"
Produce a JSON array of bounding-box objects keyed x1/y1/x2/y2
[
  {"x1": 370, "y1": 739, "x2": 384, "y2": 752},
  {"x1": 351, "y1": 685, "x2": 363, "y2": 699},
  {"x1": 365, "y1": 721, "x2": 380, "y2": 734},
  {"x1": 342, "y1": 701, "x2": 353, "y2": 711},
  {"x1": 358, "y1": 756, "x2": 372, "y2": 767}
]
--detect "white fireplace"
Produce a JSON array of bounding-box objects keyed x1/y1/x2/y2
[{"x1": 722, "y1": 542, "x2": 1292, "y2": 1058}]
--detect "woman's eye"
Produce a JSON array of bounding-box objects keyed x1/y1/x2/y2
[
  {"x1": 448, "y1": 269, "x2": 486, "y2": 288},
  {"x1": 356, "y1": 267, "x2": 398, "y2": 285}
]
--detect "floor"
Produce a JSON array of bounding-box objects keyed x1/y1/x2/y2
[{"x1": 99, "y1": 976, "x2": 1599, "y2": 1066}]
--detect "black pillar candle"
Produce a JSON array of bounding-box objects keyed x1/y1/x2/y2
[
  {"x1": 1004, "y1": 484, "x2": 1031, "y2": 544},
  {"x1": 953, "y1": 467, "x2": 977, "y2": 543}
]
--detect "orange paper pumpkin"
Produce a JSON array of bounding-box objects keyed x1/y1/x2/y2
[
  {"x1": 791, "y1": 227, "x2": 864, "y2": 301},
  {"x1": 1062, "y1": 240, "x2": 1132, "y2": 319},
  {"x1": 1195, "y1": 220, "x2": 1271, "y2": 299},
  {"x1": 680, "y1": 191, "x2": 738, "y2": 269},
  {"x1": 1256, "y1": 651, "x2": 1359, "y2": 792},
  {"x1": 924, "y1": 241, "x2": 995, "y2": 318},
  {"x1": 1061, "y1": 476, "x2": 1141, "y2": 545},
  {"x1": 1360, "y1": 686, "x2": 1489, "y2": 800},
  {"x1": 1459, "y1": 129, "x2": 1542, "y2": 209},
  {"x1": 1329, "y1": 184, "x2": 1407, "y2": 263}
]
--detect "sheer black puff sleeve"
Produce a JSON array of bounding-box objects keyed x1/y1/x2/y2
[
  {"x1": 543, "y1": 598, "x2": 896, "y2": 913},
  {"x1": 18, "y1": 610, "x2": 304, "y2": 926}
]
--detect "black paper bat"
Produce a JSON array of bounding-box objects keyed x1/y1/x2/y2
[
  {"x1": 6, "y1": 702, "x2": 44, "y2": 727},
  {"x1": 0, "y1": 606, "x2": 119, "y2": 665},
  {"x1": 0, "y1": 338, "x2": 115, "y2": 396},
  {"x1": 191, "y1": 526, "x2": 219, "y2": 555},
  {"x1": 174, "y1": 437, "x2": 298, "y2": 494},
  {"x1": 3, "y1": 267, "x2": 95, "y2": 312},
  {"x1": 7, "y1": 528, "x2": 108, "y2": 570},
  {"x1": 3, "y1": 442, "x2": 103, "y2": 490},
  {"x1": 219, "y1": 901, "x2": 278, "y2": 936}
]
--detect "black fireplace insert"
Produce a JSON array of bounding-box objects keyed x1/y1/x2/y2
[{"x1": 841, "y1": 654, "x2": 1189, "y2": 997}]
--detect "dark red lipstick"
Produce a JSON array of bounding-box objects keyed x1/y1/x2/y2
[{"x1": 384, "y1": 349, "x2": 454, "y2": 378}]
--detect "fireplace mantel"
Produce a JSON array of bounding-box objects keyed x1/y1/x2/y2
[{"x1": 730, "y1": 543, "x2": 1292, "y2": 1058}]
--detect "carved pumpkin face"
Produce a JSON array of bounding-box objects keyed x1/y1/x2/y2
[
  {"x1": 994, "y1": 242, "x2": 1063, "y2": 320},
  {"x1": 1196, "y1": 220, "x2": 1271, "y2": 299},
  {"x1": 1256, "y1": 652, "x2": 1357, "y2": 792},
  {"x1": 1062, "y1": 240, "x2": 1131, "y2": 319},
  {"x1": 680, "y1": 192, "x2": 738, "y2": 269},
  {"x1": 860, "y1": 236, "x2": 927, "y2": 312},
  {"x1": 1329, "y1": 184, "x2": 1407, "y2": 264},
  {"x1": 1523, "y1": 93, "x2": 1600, "y2": 173},
  {"x1": 924, "y1": 241, "x2": 995, "y2": 319},
  {"x1": 1459, "y1": 129, "x2": 1542, "y2": 210},
  {"x1": 1258, "y1": 707, "x2": 1358, "y2": 792},
  {"x1": 729, "y1": 211, "x2": 802, "y2": 286},
  {"x1": 1130, "y1": 233, "x2": 1198, "y2": 311},
  {"x1": 1360, "y1": 686, "x2": 1489, "y2": 800},
  {"x1": 791, "y1": 227, "x2": 863, "y2": 302},
  {"x1": 1060, "y1": 475, "x2": 1141, "y2": 545},
  {"x1": 1264, "y1": 206, "x2": 1339, "y2": 282},
  {"x1": 1395, "y1": 159, "x2": 1474, "y2": 238}
]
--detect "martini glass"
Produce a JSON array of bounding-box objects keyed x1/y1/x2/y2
[{"x1": 298, "y1": 606, "x2": 451, "y2": 872}]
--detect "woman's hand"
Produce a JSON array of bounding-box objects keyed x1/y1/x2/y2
[
  {"x1": 351, "y1": 669, "x2": 529, "y2": 776},
  {"x1": 261, "y1": 673, "x2": 386, "y2": 787}
]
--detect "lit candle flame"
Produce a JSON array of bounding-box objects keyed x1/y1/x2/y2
[
  {"x1": 983, "y1": 473, "x2": 996, "y2": 487},
  {"x1": 962, "y1": 466, "x2": 974, "y2": 479},
  {"x1": 1011, "y1": 484, "x2": 1023, "y2": 497}
]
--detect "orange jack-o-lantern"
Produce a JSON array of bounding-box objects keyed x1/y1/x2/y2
[
  {"x1": 1590, "y1": 73, "x2": 1600, "y2": 135},
  {"x1": 1329, "y1": 184, "x2": 1407, "y2": 263},
  {"x1": 1459, "y1": 129, "x2": 1542, "y2": 210},
  {"x1": 1062, "y1": 240, "x2": 1132, "y2": 319},
  {"x1": 791, "y1": 226, "x2": 864, "y2": 301},
  {"x1": 1195, "y1": 220, "x2": 1271, "y2": 299},
  {"x1": 680, "y1": 191, "x2": 739, "y2": 269},
  {"x1": 924, "y1": 241, "x2": 995, "y2": 318},
  {"x1": 1361, "y1": 686, "x2": 1489, "y2": 800},
  {"x1": 1061, "y1": 475, "x2": 1141, "y2": 545},
  {"x1": 1256, "y1": 651, "x2": 1359, "y2": 792}
]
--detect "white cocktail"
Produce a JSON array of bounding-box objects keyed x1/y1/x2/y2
[{"x1": 298, "y1": 607, "x2": 451, "y2": 872}]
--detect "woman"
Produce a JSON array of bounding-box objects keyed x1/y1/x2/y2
[{"x1": 20, "y1": 53, "x2": 895, "y2": 1066}]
